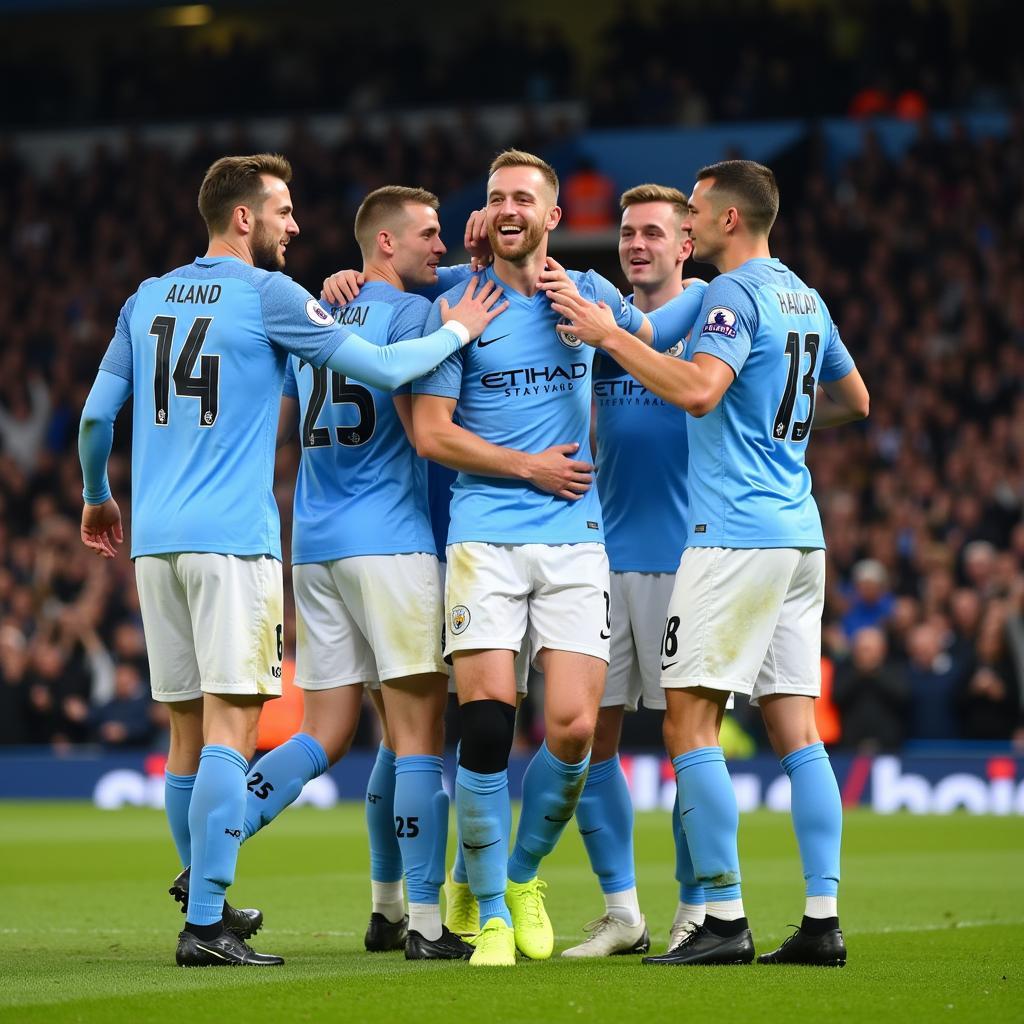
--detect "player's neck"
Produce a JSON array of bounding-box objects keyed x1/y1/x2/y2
[
  {"x1": 362, "y1": 260, "x2": 404, "y2": 290},
  {"x1": 631, "y1": 276, "x2": 683, "y2": 314},
  {"x1": 206, "y1": 237, "x2": 252, "y2": 265},
  {"x1": 718, "y1": 238, "x2": 771, "y2": 274},
  {"x1": 491, "y1": 247, "x2": 549, "y2": 298}
]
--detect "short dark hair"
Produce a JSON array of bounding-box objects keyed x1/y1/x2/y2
[
  {"x1": 354, "y1": 185, "x2": 440, "y2": 256},
  {"x1": 695, "y1": 159, "x2": 779, "y2": 235},
  {"x1": 198, "y1": 153, "x2": 293, "y2": 235}
]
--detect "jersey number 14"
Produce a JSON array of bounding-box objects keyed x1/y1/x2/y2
[{"x1": 150, "y1": 315, "x2": 219, "y2": 427}]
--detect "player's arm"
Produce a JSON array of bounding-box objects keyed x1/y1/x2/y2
[
  {"x1": 538, "y1": 258, "x2": 708, "y2": 350},
  {"x1": 78, "y1": 369, "x2": 131, "y2": 558},
  {"x1": 321, "y1": 264, "x2": 476, "y2": 306},
  {"x1": 549, "y1": 293, "x2": 734, "y2": 416},
  {"x1": 277, "y1": 395, "x2": 299, "y2": 448},
  {"x1": 812, "y1": 368, "x2": 869, "y2": 429},
  {"x1": 412, "y1": 395, "x2": 594, "y2": 501},
  {"x1": 393, "y1": 394, "x2": 415, "y2": 447}
]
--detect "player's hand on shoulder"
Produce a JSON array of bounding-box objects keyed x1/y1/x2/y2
[
  {"x1": 80, "y1": 498, "x2": 123, "y2": 559},
  {"x1": 321, "y1": 269, "x2": 364, "y2": 306},
  {"x1": 682, "y1": 277, "x2": 706, "y2": 290},
  {"x1": 525, "y1": 442, "x2": 594, "y2": 501},
  {"x1": 440, "y1": 276, "x2": 509, "y2": 342},
  {"x1": 464, "y1": 208, "x2": 493, "y2": 271},
  {"x1": 537, "y1": 257, "x2": 582, "y2": 301},
  {"x1": 550, "y1": 292, "x2": 617, "y2": 348}
]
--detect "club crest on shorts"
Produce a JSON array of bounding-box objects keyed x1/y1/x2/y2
[
  {"x1": 557, "y1": 317, "x2": 582, "y2": 348},
  {"x1": 702, "y1": 307, "x2": 737, "y2": 339},
  {"x1": 450, "y1": 605, "x2": 471, "y2": 634}
]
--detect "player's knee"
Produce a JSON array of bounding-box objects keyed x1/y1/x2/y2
[
  {"x1": 546, "y1": 711, "x2": 597, "y2": 762},
  {"x1": 458, "y1": 699, "x2": 516, "y2": 774}
]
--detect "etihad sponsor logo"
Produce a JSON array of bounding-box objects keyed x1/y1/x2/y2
[{"x1": 481, "y1": 362, "x2": 588, "y2": 397}]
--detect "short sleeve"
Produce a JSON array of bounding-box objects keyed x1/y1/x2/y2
[
  {"x1": 580, "y1": 271, "x2": 643, "y2": 332},
  {"x1": 259, "y1": 272, "x2": 351, "y2": 367},
  {"x1": 411, "y1": 296, "x2": 464, "y2": 399},
  {"x1": 819, "y1": 320, "x2": 855, "y2": 383},
  {"x1": 98, "y1": 293, "x2": 137, "y2": 381},
  {"x1": 282, "y1": 356, "x2": 299, "y2": 399},
  {"x1": 689, "y1": 276, "x2": 757, "y2": 377},
  {"x1": 388, "y1": 295, "x2": 431, "y2": 396}
]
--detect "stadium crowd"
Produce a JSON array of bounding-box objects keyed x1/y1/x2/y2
[
  {"x1": 1, "y1": 113, "x2": 1022, "y2": 753},
  {"x1": 3, "y1": 1, "x2": 1019, "y2": 130}
]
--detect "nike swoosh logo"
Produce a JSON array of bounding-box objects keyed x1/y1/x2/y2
[
  {"x1": 477, "y1": 333, "x2": 510, "y2": 348},
  {"x1": 661, "y1": 661, "x2": 678, "y2": 671},
  {"x1": 195, "y1": 942, "x2": 230, "y2": 960},
  {"x1": 600, "y1": 630, "x2": 611, "y2": 639},
  {"x1": 462, "y1": 839, "x2": 500, "y2": 850},
  {"x1": 544, "y1": 814, "x2": 571, "y2": 823},
  {"x1": 580, "y1": 827, "x2": 602, "y2": 836},
  {"x1": 680, "y1": 807, "x2": 695, "y2": 817}
]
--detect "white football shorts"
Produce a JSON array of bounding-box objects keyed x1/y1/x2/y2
[
  {"x1": 293, "y1": 552, "x2": 446, "y2": 690},
  {"x1": 604, "y1": 570, "x2": 676, "y2": 711},
  {"x1": 660, "y1": 547, "x2": 825, "y2": 706},
  {"x1": 443, "y1": 541, "x2": 611, "y2": 665},
  {"x1": 135, "y1": 552, "x2": 283, "y2": 702}
]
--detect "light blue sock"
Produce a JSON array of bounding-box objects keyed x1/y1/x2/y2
[
  {"x1": 781, "y1": 741, "x2": 842, "y2": 898},
  {"x1": 186, "y1": 744, "x2": 249, "y2": 926},
  {"x1": 367, "y1": 744, "x2": 403, "y2": 883},
  {"x1": 672, "y1": 788, "x2": 705, "y2": 905},
  {"x1": 575, "y1": 755, "x2": 635, "y2": 893},
  {"x1": 164, "y1": 770, "x2": 196, "y2": 869},
  {"x1": 672, "y1": 747, "x2": 741, "y2": 902},
  {"x1": 242, "y1": 732, "x2": 329, "y2": 840},
  {"x1": 451, "y1": 742, "x2": 468, "y2": 884},
  {"x1": 508, "y1": 742, "x2": 590, "y2": 884},
  {"x1": 394, "y1": 755, "x2": 448, "y2": 905},
  {"x1": 456, "y1": 765, "x2": 512, "y2": 926}
]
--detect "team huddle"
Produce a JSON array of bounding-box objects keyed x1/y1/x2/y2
[{"x1": 78, "y1": 149, "x2": 869, "y2": 969}]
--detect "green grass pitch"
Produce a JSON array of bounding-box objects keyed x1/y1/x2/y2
[{"x1": 1, "y1": 802, "x2": 1021, "y2": 1023}]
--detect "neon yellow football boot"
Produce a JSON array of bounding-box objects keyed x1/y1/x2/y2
[
  {"x1": 469, "y1": 917, "x2": 517, "y2": 967},
  {"x1": 505, "y1": 877, "x2": 553, "y2": 960},
  {"x1": 444, "y1": 872, "x2": 480, "y2": 939}
]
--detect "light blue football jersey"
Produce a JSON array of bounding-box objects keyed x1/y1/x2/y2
[
  {"x1": 283, "y1": 281, "x2": 436, "y2": 564},
  {"x1": 98, "y1": 256, "x2": 352, "y2": 560},
  {"x1": 413, "y1": 265, "x2": 640, "y2": 546},
  {"x1": 685, "y1": 257, "x2": 855, "y2": 549},
  {"x1": 594, "y1": 296, "x2": 689, "y2": 573}
]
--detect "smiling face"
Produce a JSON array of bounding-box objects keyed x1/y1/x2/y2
[
  {"x1": 249, "y1": 174, "x2": 299, "y2": 271},
  {"x1": 485, "y1": 165, "x2": 561, "y2": 264},
  {"x1": 618, "y1": 200, "x2": 692, "y2": 289},
  {"x1": 390, "y1": 203, "x2": 447, "y2": 288}
]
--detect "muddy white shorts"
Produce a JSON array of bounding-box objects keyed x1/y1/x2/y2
[
  {"x1": 660, "y1": 547, "x2": 824, "y2": 706},
  {"x1": 293, "y1": 552, "x2": 446, "y2": 690}
]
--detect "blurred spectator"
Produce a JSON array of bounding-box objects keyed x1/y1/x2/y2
[
  {"x1": 832, "y1": 628, "x2": 909, "y2": 751},
  {"x1": 0, "y1": 377, "x2": 51, "y2": 473},
  {"x1": 904, "y1": 623, "x2": 965, "y2": 741},
  {"x1": 841, "y1": 559, "x2": 895, "y2": 638},
  {"x1": 562, "y1": 158, "x2": 616, "y2": 232},
  {"x1": 88, "y1": 664, "x2": 155, "y2": 749}
]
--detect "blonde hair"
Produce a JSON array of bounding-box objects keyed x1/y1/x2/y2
[
  {"x1": 620, "y1": 183, "x2": 689, "y2": 219},
  {"x1": 198, "y1": 153, "x2": 292, "y2": 235},
  {"x1": 488, "y1": 149, "x2": 559, "y2": 200}
]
